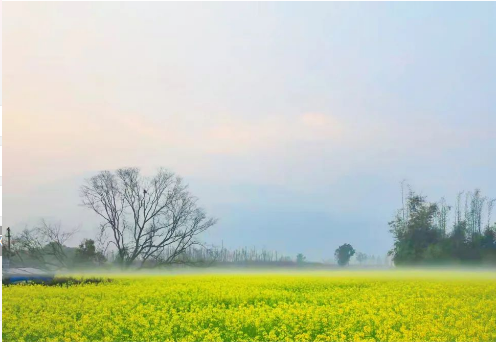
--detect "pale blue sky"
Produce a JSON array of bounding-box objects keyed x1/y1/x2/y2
[{"x1": 4, "y1": 2, "x2": 496, "y2": 260}]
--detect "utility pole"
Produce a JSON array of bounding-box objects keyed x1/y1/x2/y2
[{"x1": 7, "y1": 227, "x2": 11, "y2": 259}]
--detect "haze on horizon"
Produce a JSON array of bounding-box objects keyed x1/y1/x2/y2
[{"x1": 3, "y1": 2, "x2": 496, "y2": 261}]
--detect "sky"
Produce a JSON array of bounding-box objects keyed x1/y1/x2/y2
[{"x1": 3, "y1": 2, "x2": 496, "y2": 261}]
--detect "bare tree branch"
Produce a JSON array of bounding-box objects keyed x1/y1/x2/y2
[{"x1": 80, "y1": 167, "x2": 217, "y2": 268}]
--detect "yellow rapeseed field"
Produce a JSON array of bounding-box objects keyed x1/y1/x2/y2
[{"x1": 3, "y1": 271, "x2": 496, "y2": 342}]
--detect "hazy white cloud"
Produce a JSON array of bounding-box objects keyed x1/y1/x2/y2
[{"x1": 200, "y1": 112, "x2": 344, "y2": 154}]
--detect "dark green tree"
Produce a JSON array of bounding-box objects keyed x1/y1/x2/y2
[
  {"x1": 389, "y1": 190, "x2": 442, "y2": 265},
  {"x1": 296, "y1": 253, "x2": 306, "y2": 264},
  {"x1": 75, "y1": 239, "x2": 96, "y2": 262},
  {"x1": 335, "y1": 244, "x2": 355, "y2": 266},
  {"x1": 75, "y1": 239, "x2": 106, "y2": 264},
  {"x1": 389, "y1": 184, "x2": 496, "y2": 265}
]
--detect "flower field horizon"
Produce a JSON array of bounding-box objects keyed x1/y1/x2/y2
[{"x1": 3, "y1": 270, "x2": 496, "y2": 341}]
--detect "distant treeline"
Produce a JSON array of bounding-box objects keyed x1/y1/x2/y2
[
  {"x1": 389, "y1": 184, "x2": 496, "y2": 266},
  {"x1": 4, "y1": 228, "x2": 390, "y2": 270}
]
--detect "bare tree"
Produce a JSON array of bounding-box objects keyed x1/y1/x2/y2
[
  {"x1": 487, "y1": 199, "x2": 495, "y2": 230},
  {"x1": 94, "y1": 224, "x2": 112, "y2": 265},
  {"x1": 436, "y1": 197, "x2": 451, "y2": 236},
  {"x1": 13, "y1": 220, "x2": 78, "y2": 269},
  {"x1": 80, "y1": 167, "x2": 217, "y2": 268},
  {"x1": 455, "y1": 191, "x2": 464, "y2": 226},
  {"x1": 466, "y1": 189, "x2": 486, "y2": 235}
]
